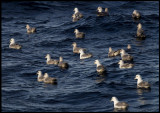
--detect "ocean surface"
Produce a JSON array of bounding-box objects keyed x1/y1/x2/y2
[{"x1": 1, "y1": 1, "x2": 159, "y2": 112}]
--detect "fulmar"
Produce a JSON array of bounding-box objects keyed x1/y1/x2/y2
[
  {"x1": 134, "y1": 74, "x2": 151, "y2": 89},
  {"x1": 9, "y1": 38, "x2": 21, "y2": 49},
  {"x1": 111, "y1": 97, "x2": 129, "y2": 109}
]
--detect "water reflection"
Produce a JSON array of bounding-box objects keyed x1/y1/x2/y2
[
  {"x1": 136, "y1": 88, "x2": 151, "y2": 95},
  {"x1": 137, "y1": 88, "x2": 151, "y2": 105},
  {"x1": 113, "y1": 108, "x2": 128, "y2": 112},
  {"x1": 95, "y1": 76, "x2": 106, "y2": 83},
  {"x1": 138, "y1": 96, "x2": 147, "y2": 105}
]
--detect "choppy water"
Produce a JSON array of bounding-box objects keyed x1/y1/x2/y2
[{"x1": 2, "y1": 1, "x2": 159, "y2": 112}]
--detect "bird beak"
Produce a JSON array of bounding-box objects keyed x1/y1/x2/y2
[{"x1": 134, "y1": 77, "x2": 136, "y2": 80}]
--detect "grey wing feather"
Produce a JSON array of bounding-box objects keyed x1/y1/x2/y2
[
  {"x1": 116, "y1": 102, "x2": 128, "y2": 106},
  {"x1": 114, "y1": 49, "x2": 121, "y2": 56},
  {"x1": 74, "y1": 47, "x2": 86, "y2": 53},
  {"x1": 76, "y1": 32, "x2": 85, "y2": 38},
  {"x1": 81, "y1": 53, "x2": 92, "y2": 58},
  {"x1": 10, "y1": 44, "x2": 21, "y2": 49},
  {"x1": 122, "y1": 63, "x2": 133, "y2": 68},
  {"x1": 108, "y1": 51, "x2": 114, "y2": 57},
  {"x1": 138, "y1": 81, "x2": 150, "y2": 87},
  {"x1": 48, "y1": 59, "x2": 59, "y2": 65},
  {"x1": 122, "y1": 55, "x2": 133, "y2": 61}
]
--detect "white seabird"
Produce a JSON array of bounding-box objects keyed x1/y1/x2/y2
[
  {"x1": 72, "y1": 7, "x2": 83, "y2": 22},
  {"x1": 108, "y1": 47, "x2": 121, "y2": 57},
  {"x1": 127, "y1": 44, "x2": 131, "y2": 50},
  {"x1": 74, "y1": 29, "x2": 85, "y2": 38},
  {"x1": 36, "y1": 70, "x2": 44, "y2": 82},
  {"x1": 26, "y1": 24, "x2": 36, "y2": 33},
  {"x1": 134, "y1": 74, "x2": 151, "y2": 89},
  {"x1": 137, "y1": 23, "x2": 146, "y2": 39},
  {"x1": 45, "y1": 54, "x2": 59, "y2": 65},
  {"x1": 79, "y1": 49, "x2": 92, "y2": 59},
  {"x1": 97, "y1": 6, "x2": 109, "y2": 16},
  {"x1": 111, "y1": 96, "x2": 129, "y2": 109},
  {"x1": 94, "y1": 59, "x2": 106, "y2": 74},
  {"x1": 58, "y1": 56, "x2": 69, "y2": 69},
  {"x1": 120, "y1": 49, "x2": 133, "y2": 61},
  {"x1": 132, "y1": 10, "x2": 141, "y2": 19},
  {"x1": 43, "y1": 73, "x2": 57, "y2": 84},
  {"x1": 118, "y1": 60, "x2": 134, "y2": 69},
  {"x1": 72, "y1": 42, "x2": 86, "y2": 54},
  {"x1": 9, "y1": 38, "x2": 21, "y2": 49}
]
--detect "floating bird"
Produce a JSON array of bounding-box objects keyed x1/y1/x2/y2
[
  {"x1": 58, "y1": 56, "x2": 69, "y2": 69},
  {"x1": 127, "y1": 44, "x2": 131, "y2": 50},
  {"x1": 79, "y1": 49, "x2": 92, "y2": 59},
  {"x1": 97, "y1": 7, "x2": 109, "y2": 16},
  {"x1": 108, "y1": 47, "x2": 121, "y2": 57},
  {"x1": 72, "y1": 42, "x2": 86, "y2": 54},
  {"x1": 72, "y1": 8, "x2": 83, "y2": 22},
  {"x1": 36, "y1": 71, "x2": 44, "y2": 82},
  {"x1": 118, "y1": 60, "x2": 134, "y2": 69},
  {"x1": 134, "y1": 74, "x2": 151, "y2": 89},
  {"x1": 120, "y1": 49, "x2": 133, "y2": 61},
  {"x1": 111, "y1": 97, "x2": 129, "y2": 109},
  {"x1": 137, "y1": 23, "x2": 146, "y2": 39},
  {"x1": 26, "y1": 24, "x2": 36, "y2": 33},
  {"x1": 74, "y1": 29, "x2": 85, "y2": 38},
  {"x1": 9, "y1": 38, "x2": 21, "y2": 49},
  {"x1": 132, "y1": 10, "x2": 141, "y2": 19},
  {"x1": 45, "y1": 54, "x2": 59, "y2": 65},
  {"x1": 43, "y1": 73, "x2": 57, "y2": 84},
  {"x1": 94, "y1": 60, "x2": 106, "y2": 74}
]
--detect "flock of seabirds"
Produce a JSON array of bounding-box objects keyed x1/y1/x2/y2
[{"x1": 8, "y1": 6, "x2": 151, "y2": 110}]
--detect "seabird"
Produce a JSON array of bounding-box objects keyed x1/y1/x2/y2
[
  {"x1": 132, "y1": 10, "x2": 141, "y2": 19},
  {"x1": 97, "y1": 7, "x2": 109, "y2": 16},
  {"x1": 58, "y1": 56, "x2": 69, "y2": 69},
  {"x1": 43, "y1": 73, "x2": 57, "y2": 84},
  {"x1": 94, "y1": 60, "x2": 106, "y2": 74},
  {"x1": 120, "y1": 49, "x2": 133, "y2": 61},
  {"x1": 9, "y1": 38, "x2": 21, "y2": 49},
  {"x1": 137, "y1": 23, "x2": 146, "y2": 39},
  {"x1": 118, "y1": 60, "x2": 134, "y2": 69},
  {"x1": 72, "y1": 8, "x2": 83, "y2": 22},
  {"x1": 134, "y1": 74, "x2": 151, "y2": 89},
  {"x1": 26, "y1": 24, "x2": 36, "y2": 33},
  {"x1": 37, "y1": 70, "x2": 44, "y2": 82},
  {"x1": 74, "y1": 29, "x2": 85, "y2": 38},
  {"x1": 45, "y1": 54, "x2": 59, "y2": 65},
  {"x1": 72, "y1": 42, "x2": 86, "y2": 54},
  {"x1": 108, "y1": 47, "x2": 121, "y2": 57},
  {"x1": 79, "y1": 49, "x2": 92, "y2": 59},
  {"x1": 127, "y1": 44, "x2": 131, "y2": 50},
  {"x1": 111, "y1": 97, "x2": 129, "y2": 109}
]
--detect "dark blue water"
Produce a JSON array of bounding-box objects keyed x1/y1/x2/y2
[{"x1": 2, "y1": 1, "x2": 159, "y2": 112}]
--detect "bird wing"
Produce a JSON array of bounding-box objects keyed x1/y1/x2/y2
[
  {"x1": 116, "y1": 102, "x2": 128, "y2": 107},
  {"x1": 139, "y1": 81, "x2": 150, "y2": 87}
]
